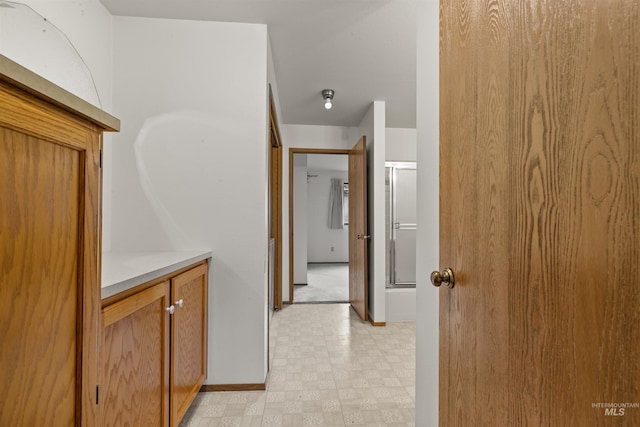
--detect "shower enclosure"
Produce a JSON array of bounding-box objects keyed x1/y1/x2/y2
[{"x1": 385, "y1": 162, "x2": 416, "y2": 288}]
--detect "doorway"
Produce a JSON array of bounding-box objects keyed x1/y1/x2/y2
[{"x1": 290, "y1": 151, "x2": 350, "y2": 303}]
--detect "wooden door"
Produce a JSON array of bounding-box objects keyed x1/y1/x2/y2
[
  {"x1": 348, "y1": 136, "x2": 368, "y2": 321},
  {"x1": 0, "y1": 80, "x2": 103, "y2": 426},
  {"x1": 439, "y1": 1, "x2": 639, "y2": 425},
  {"x1": 102, "y1": 282, "x2": 171, "y2": 427},
  {"x1": 171, "y1": 263, "x2": 208, "y2": 426}
]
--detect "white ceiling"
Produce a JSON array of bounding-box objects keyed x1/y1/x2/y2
[{"x1": 98, "y1": 0, "x2": 417, "y2": 128}]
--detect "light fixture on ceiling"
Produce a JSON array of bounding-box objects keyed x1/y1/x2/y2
[{"x1": 322, "y1": 89, "x2": 334, "y2": 110}]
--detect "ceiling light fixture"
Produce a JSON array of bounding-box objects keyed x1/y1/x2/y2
[{"x1": 322, "y1": 89, "x2": 334, "y2": 110}]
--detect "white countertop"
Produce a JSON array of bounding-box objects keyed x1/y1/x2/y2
[{"x1": 102, "y1": 251, "x2": 212, "y2": 299}]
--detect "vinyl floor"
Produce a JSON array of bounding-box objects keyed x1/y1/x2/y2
[{"x1": 179, "y1": 303, "x2": 416, "y2": 426}]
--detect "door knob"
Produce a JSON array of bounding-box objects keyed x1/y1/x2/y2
[
  {"x1": 165, "y1": 305, "x2": 175, "y2": 314},
  {"x1": 357, "y1": 234, "x2": 371, "y2": 240},
  {"x1": 430, "y1": 268, "x2": 455, "y2": 288},
  {"x1": 175, "y1": 299, "x2": 184, "y2": 308}
]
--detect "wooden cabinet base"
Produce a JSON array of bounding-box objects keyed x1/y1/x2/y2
[{"x1": 100, "y1": 261, "x2": 208, "y2": 427}]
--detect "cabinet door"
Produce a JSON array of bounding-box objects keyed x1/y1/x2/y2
[
  {"x1": 101, "y1": 282, "x2": 171, "y2": 427},
  {"x1": 170, "y1": 263, "x2": 208, "y2": 426},
  {"x1": 0, "y1": 82, "x2": 102, "y2": 426}
]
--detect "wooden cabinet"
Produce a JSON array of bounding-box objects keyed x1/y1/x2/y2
[
  {"x1": 100, "y1": 262, "x2": 208, "y2": 427},
  {"x1": 0, "y1": 58, "x2": 118, "y2": 426}
]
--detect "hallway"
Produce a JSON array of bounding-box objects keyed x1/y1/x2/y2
[{"x1": 180, "y1": 304, "x2": 416, "y2": 426}]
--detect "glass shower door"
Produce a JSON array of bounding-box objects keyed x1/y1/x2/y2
[{"x1": 386, "y1": 162, "x2": 416, "y2": 287}]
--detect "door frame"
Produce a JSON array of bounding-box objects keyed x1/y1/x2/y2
[
  {"x1": 288, "y1": 148, "x2": 351, "y2": 304},
  {"x1": 268, "y1": 87, "x2": 283, "y2": 310}
]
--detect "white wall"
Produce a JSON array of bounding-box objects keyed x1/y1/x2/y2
[
  {"x1": 0, "y1": 0, "x2": 112, "y2": 109},
  {"x1": 110, "y1": 16, "x2": 269, "y2": 386},
  {"x1": 306, "y1": 169, "x2": 349, "y2": 263},
  {"x1": 307, "y1": 153, "x2": 348, "y2": 171},
  {"x1": 360, "y1": 101, "x2": 386, "y2": 323},
  {"x1": 281, "y1": 124, "x2": 359, "y2": 302},
  {"x1": 415, "y1": 0, "x2": 440, "y2": 425},
  {"x1": 0, "y1": 0, "x2": 116, "y2": 251},
  {"x1": 267, "y1": 33, "x2": 283, "y2": 127},
  {"x1": 386, "y1": 128, "x2": 417, "y2": 162},
  {"x1": 386, "y1": 288, "x2": 417, "y2": 322},
  {"x1": 293, "y1": 154, "x2": 308, "y2": 284}
]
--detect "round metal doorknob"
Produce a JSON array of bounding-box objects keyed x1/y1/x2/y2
[
  {"x1": 431, "y1": 268, "x2": 455, "y2": 288},
  {"x1": 165, "y1": 305, "x2": 175, "y2": 315},
  {"x1": 175, "y1": 299, "x2": 184, "y2": 308}
]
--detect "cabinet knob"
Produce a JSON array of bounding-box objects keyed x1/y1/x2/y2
[
  {"x1": 175, "y1": 299, "x2": 184, "y2": 308},
  {"x1": 165, "y1": 305, "x2": 175, "y2": 315}
]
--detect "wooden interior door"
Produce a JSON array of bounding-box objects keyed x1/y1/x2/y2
[
  {"x1": 171, "y1": 263, "x2": 208, "y2": 426},
  {"x1": 348, "y1": 136, "x2": 368, "y2": 321},
  {"x1": 439, "y1": 1, "x2": 639, "y2": 425}
]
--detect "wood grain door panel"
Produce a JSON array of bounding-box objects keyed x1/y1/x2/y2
[
  {"x1": 348, "y1": 136, "x2": 368, "y2": 321},
  {"x1": 0, "y1": 130, "x2": 80, "y2": 426},
  {"x1": 101, "y1": 282, "x2": 171, "y2": 427},
  {"x1": 440, "y1": 0, "x2": 639, "y2": 425},
  {"x1": 171, "y1": 263, "x2": 208, "y2": 426}
]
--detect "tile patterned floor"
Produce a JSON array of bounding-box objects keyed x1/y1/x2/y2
[{"x1": 179, "y1": 303, "x2": 416, "y2": 426}]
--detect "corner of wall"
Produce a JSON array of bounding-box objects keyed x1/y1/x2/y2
[
  {"x1": 415, "y1": 0, "x2": 440, "y2": 425},
  {"x1": 357, "y1": 101, "x2": 386, "y2": 323}
]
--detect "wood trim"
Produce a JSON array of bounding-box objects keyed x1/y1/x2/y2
[
  {"x1": 291, "y1": 148, "x2": 351, "y2": 155},
  {"x1": 288, "y1": 149, "x2": 294, "y2": 304},
  {"x1": 103, "y1": 281, "x2": 171, "y2": 327},
  {"x1": 101, "y1": 260, "x2": 209, "y2": 307},
  {"x1": 272, "y1": 145, "x2": 283, "y2": 310},
  {"x1": 268, "y1": 86, "x2": 284, "y2": 310},
  {"x1": 172, "y1": 262, "x2": 207, "y2": 286},
  {"x1": 200, "y1": 383, "x2": 266, "y2": 392},
  {"x1": 0, "y1": 80, "x2": 102, "y2": 149},
  {"x1": 81, "y1": 127, "x2": 102, "y2": 425},
  {"x1": 369, "y1": 319, "x2": 386, "y2": 327},
  {"x1": 288, "y1": 148, "x2": 352, "y2": 304},
  {"x1": 268, "y1": 85, "x2": 282, "y2": 148}
]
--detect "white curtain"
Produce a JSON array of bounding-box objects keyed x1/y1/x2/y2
[{"x1": 328, "y1": 178, "x2": 344, "y2": 229}]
